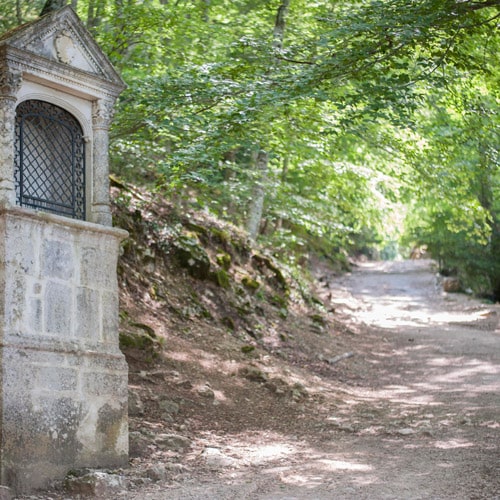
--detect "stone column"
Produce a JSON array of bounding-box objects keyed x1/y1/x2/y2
[
  {"x1": 91, "y1": 98, "x2": 115, "y2": 226},
  {"x1": 0, "y1": 67, "x2": 22, "y2": 208}
]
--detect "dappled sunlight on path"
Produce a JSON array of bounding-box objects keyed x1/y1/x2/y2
[
  {"x1": 330, "y1": 260, "x2": 498, "y2": 330},
  {"x1": 126, "y1": 260, "x2": 500, "y2": 499}
]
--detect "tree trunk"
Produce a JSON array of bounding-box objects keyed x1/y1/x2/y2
[
  {"x1": 247, "y1": 150, "x2": 268, "y2": 240},
  {"x1": 87, "y1": 0, "x2": 104, "y2": 30},
  {"x1": 246, "y1": 1, "x2": 290, "y2": 240},
  {"x1": 16, "y1": 0, "x2": 22, "y2": 23},
  {"x1": 274, "y1": 154, "x2": 289, "y2": 232},
  {"x1": 273, "y1": 0, "x2": 290, "y2": 51},
  {"x1": 223, "y1": 149, "x2": 237, "y2": 215}
]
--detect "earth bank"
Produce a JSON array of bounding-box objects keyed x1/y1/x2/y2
[{"x1": 17, "y1": 187, "x2": 500, "y2": 499}]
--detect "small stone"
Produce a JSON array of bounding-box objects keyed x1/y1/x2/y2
[
  {"x1": 291, "y1": 382, "x2": 307, "y2": 401},
  {"x1": 197, "y1": 385, "x2": 215, "y2": 399},
  {"x1": 146, "y1": 465, "x2": 168, "y2": 482},
  {"x1": 154, "y1": 433, "x2": 191, "y2": 451},
  {"x1": 129, "y1": 431, "x2": 150, "y2": 458},
  {"x1": 397, "y1": 428, "x2": 415, "y2": 436},
  {"x1": 159, "y1": 399, "x2": 180, "y2": 414},
  {"x1": 176, "y1": 379, "x2": 193, "y2": 389},
  {"x1": 165, "y1": 463, "x2": 186, "y2": 473},
  {"x1": 65, "y1": 472, "x2": 128, "y2": 496},
  {"x1": 201, "y1": 447, "x2": 237, "y2": 468},
  {"x1": 128, "y1": 390, "x2": 144, "y2": 417},
  {"x1": 239, "y1": 366, "x2": 268, "y2": 383},
  {"x1": 443, "y1": 277, "x2": 461, "y2": 293}
]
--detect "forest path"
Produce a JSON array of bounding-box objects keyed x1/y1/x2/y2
[{"x1": 132, "y1": 260, "x2": 500, "y2": 499}]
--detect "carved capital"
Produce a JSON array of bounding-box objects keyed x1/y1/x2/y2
[
  {"x1": 0, "y1": 68, "x2": 22, "y2": 97},
  {"x1": 92, "y1": 98, "x2": 116, "y2": 129}
]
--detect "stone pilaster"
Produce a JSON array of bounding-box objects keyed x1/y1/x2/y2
[
  {"x1": 91, "y1": 98, "x2": 115, "y2": 226},
  {"x1": 0, "y1": 67, "x2": 22, "y2": 207}
]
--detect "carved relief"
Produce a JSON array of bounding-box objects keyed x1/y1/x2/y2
[
  {"x1": 92, "y1": 98, "x2": 116, "y2": 129},
  {"x1": 54, "y1": 30, "x2": 77, "y2": 64},
  {"x1": 0, "y1": 69, "x2": 22, "y2": 97}
]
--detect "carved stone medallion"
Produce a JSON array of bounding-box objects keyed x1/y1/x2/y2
[{"x1": 54, "y1": 30, "x2": 77, "y2": 64}]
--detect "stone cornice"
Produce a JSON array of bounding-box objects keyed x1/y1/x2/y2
[
  {"x1": 0, "y1": 45, "x2": 125, "y2": 100},
  {"x1": 0, "y1": 205, "x2": 128, "y2": 241}
]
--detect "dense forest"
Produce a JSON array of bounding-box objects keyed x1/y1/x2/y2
[{"x1": 2, "y1": 0, "x2": 499, "y2": 298}]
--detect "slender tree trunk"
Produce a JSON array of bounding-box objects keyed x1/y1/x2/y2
[
  {"x1": 273, "y1": 0, "x2": 290, "y2": 51},
  {"x1": 274, "y1": 154, "x2": 289, "y2": 232},
  {"x1": 223, "y1": 149, "x2": 237, "y2": 215},
  {"x1": 247, "y1": 150, "x2": 268, "y2": 240},
  {"x1": 246, "y1": 0, "x2": 290, "y2": 240},
  {"x1": 201, "y1": 0, "x2": 210, "y2": 22},
  {"x1": 87, "y1": 0, "x2": 104, "y2": 29},
  {"x1": 16, "y1": 0, "x2": 22, "y2": 23}
]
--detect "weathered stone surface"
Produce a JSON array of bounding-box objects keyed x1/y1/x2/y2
[
  {"x1": 154, "y1": 433, "x2": 191, "y2": 451},
  {"x1": 42, "y1": 239, "x2": 74, "y2": 279},
  {"x1": 201, "y1": 447, "x2": 238, "y2": 468},
  {"x1": 129, "y1": 390, "x2": 145, "y2": 417},
  {"x1": 145, "y1": 465, "x2": 168, "y2": 482},
  {"x1": 443, "y1": 276, "x2": 461, "y2": 293},
  {"x1": 159, "y1": 399, "x2": 180, "y2": 415},
  {"x1": 45, "y1": 281, "x2": 73, "y2": 335},
  {"x1": 0, "y1": 4, "x2": 127, "y2": 493},
  {"x1": 0, "y1": 486, "x2": 13, "y2": 500},
  {"x1": 0, "y1": 211, "x2": 128, "y2": 494},
  {"x1": 197, "y1": 385, "x2": 215, "y2": 399},
  {"x1": 65, "y1": 471, "x2": 128, "y2": 496},
  {"x1": 129, "y1": 432, "x2": 150, "y2": 458},
  {"x1": 102, "y1": 290, "x2": 120, "y2": 343},
  {"x1": 173, "y1": 234, "x2": 211, "y2": 279},
  {"x1": 76, "y1": 287, "x2": 100, "y2": 341}
]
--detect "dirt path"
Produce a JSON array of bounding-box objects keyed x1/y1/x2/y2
[{"x1": 89, "y1": 260, "x2": 495, "y2": 500}]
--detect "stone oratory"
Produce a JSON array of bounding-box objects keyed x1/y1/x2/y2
[{"x1": 0, "y1": 6, "x2": 128, "y2": 494}]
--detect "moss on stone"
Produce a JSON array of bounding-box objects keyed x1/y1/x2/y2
[
  {"x1": 172, "y1": 234, "x2": 211, "y2": 280},
  {"x1": 216, "y1": 252, "x2": 231, "y2": 270},
  {"x1": 242, "y1": 275, "x2": 260, "y2": 290},
  {"x1": 211, "y1": 268, "x2": 230, "y2": 288}
]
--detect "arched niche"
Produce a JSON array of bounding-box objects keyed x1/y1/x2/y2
[{"x1": 14, "y1": 99, "x2": 86, "y2": 220}]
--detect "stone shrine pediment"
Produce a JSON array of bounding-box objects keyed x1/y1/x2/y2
[{"x1": 0, "y1": 6, "x2": 124, "y2": 89}]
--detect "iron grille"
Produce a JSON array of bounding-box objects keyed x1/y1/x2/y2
[{"x1": 14, "y1": 99, "x2": 86, "y2": 220}]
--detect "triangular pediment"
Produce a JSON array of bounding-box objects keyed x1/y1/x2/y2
[{"x1": 0, "y1": 6, "x2": 124, "y2": 88}]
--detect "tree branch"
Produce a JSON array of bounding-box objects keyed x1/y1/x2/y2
[
  {"x1": 457, "y1": 0, "x2": 500, "y2": 11},
  {"x1": 275, "y1": 55, "x2": 316, "y2": 65}
]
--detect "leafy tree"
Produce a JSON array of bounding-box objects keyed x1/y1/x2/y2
[{"x1": 2, "y1": 0, "x2": 499, "y2": 295}]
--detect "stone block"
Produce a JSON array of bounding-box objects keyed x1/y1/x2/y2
[
  {"x1": 5, "y1": 218, "x2": 38, "y2": 276},
  {"x1": 81, "y1": 246, "x2": 116, "y2": 289},
  {"x1": 76, "y1": 287, "x2": 100, "y2": 341},
  {"x1": 101, "y1": 290, "x2": 119, "y2": 343},
  {"x1": 65, "y1": 472, "x2": 128, "y2": 497},
  {"x1": 83, "y1": 371, "x2": 127, "y2": 398},
  {"x1": 42, "y1": 239, "x2": 74, "y2": 280},
  {"x1": 45, "y1": 281, "x2": 72, "y2": 335},
  {"x1": 6, "y1": 236, "x2": 37, "y2": 276},
  {"x1": 28, "y1": 297, "x2": 43, "y2": 333},
  {"x1": 1, "y1": 395, "x2": 83, "y2": 491},
  {"x1": 0, "y1": 212, "x2": 128, "y2": 493},
  {"x1": 35, "y1": 366, "x2": 78, "y2": 392},
  {"x1": 4, "y1": 274, "x2": 26, "y2": 332}
]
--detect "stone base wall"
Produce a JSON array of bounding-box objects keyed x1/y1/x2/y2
[{"x1": 0, "y1": 208, "x2": 128, "y2": 493}]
